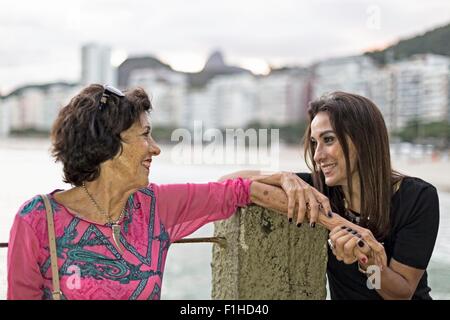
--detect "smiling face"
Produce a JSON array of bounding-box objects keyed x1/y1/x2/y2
[
  {"x1": 107, "y1": 112, "x2": 161, "y2": 188},
  {"x1": 310, "y1": 111, "x2": 358, "y2": 187}
]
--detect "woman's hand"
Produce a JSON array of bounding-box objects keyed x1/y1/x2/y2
[
  {"x1": 328, "y1": 225, "x2": 387, "y2": 270},
  {"x1": 278, "y1": 172, "x2": 333, "y2": 227},
  {"x1": 220, "y1": 170, "x2": 333, "y2": 227}
]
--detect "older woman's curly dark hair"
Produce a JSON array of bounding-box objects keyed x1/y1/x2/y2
[{"x1": 51, "y1": 84, "x2": 152, "y2": 186}]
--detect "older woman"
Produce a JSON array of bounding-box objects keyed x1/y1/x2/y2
[
  {"x1": 7, "y1": 85, "x2": 371, "y2": 300},
  {"x1": 6, "y1": 85, "x2": 272, "y2": 300}
]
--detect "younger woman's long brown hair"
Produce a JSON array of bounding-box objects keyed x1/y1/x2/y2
[{"x1": 303, "y1": 91, "x2": 402, "y2": 239}]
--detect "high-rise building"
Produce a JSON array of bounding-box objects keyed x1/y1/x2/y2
[
  {"x1": 312, "y1": 55, "x2": 378, "y2": 99},
  {"x1": 0, "y1": 98, "x2": 11, "y2": 137},
  {"x1": 81, "y1": 44, "x2": 116, "y2": 86},
  {"x1": 391, "y1": 54, "x2": 450, "y2": 128},
  {"x1": 369, "y1": 66, "x2": 397, "y2": 133},
  {"x1": 256, "y1": 68, "x2": 311, "y2": 126},
  {"x1": 128, "y1": 67, "x2": 187, "y2": 127},
  {"x1": 206, "y1": 73, "x2": 256, "y2": 129},
  {"x1": 3, "y1": 82, "x2": 78, "y2": 132}
]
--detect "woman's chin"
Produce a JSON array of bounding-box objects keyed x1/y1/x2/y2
[
  {"x1": 325, "y1": 175, "x2": 347, "y2": 187},
  {"x1": 136, "y1": 176, "x2": 149, "y2": 188},
  {"x1": 324, "y1": 176, "x2": 337, "y2": 187}
]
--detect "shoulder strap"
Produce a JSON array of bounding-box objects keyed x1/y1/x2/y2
[{"x1": 41, "y1": 194, "x2": 61, "y2": 300}]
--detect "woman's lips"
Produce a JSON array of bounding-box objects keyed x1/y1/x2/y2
[
  {"x1": 142, "y1": 160, "x2": 152, "y2": 170},
  {"x1": 321, "y1": 163, "x2": 336, "y2": 176}
]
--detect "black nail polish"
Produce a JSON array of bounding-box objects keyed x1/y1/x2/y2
[
  {"x1": 288, "y1": 218, "x2": 292, "y2": 223},
  {"x1": 327, "y1": 211, "x2": 333, "y2": 218},
  {"x1": 310, "y1": 222, "x2": 316, "y2": 228},
  {"x1": 351, "y1": 230, "x2": 358, "y2": 235},
  {"x1": 358, "y1": 240, "x2": 364, "y2": 247},
  {"x1": 297, "y1": 223, "x2": 302, "y2": 228},
  {"x1": 341, "y1": 226, "x2": 347, "y2": 229},
  {"x1": 346, "y1": 227, "x2": 353, "y2": 232},
  {"x1": 356, "y1": 234, "x2": 362, "y2": 238}
]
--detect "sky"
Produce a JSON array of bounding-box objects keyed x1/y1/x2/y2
[{"x1": 1, "y1": 0, "x2": 450, "y2": 94}]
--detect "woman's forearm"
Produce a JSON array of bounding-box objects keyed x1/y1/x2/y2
[
  {"x1": 366, "y1": 266, "x2": 415, "y2": 300},
  {"x1": 219, "y1": 170, "x2": 262, "y2": 182},
  {"x1": 360, "y1": 257, "x2": 422, "y2": 300},
  {"x1": 250, "y1": 181, "x2": 343, "y2": 231},
  {"x1": 220, "y1": 171, "x2": 286, "y2": 187},
  {"x1": 249, "y1": 181, "x2": 288, "y2": 214},
  {"x1": 224, "y1": 170, "x2": 359, "y2": 231}
]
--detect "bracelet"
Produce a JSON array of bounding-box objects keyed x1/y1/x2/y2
[{"x1": 358, "y1": 262, "x2": 368, "y2": 274}]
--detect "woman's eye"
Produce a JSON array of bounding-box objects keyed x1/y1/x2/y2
[
  {"x1": 143, "y1": 131, "x2": 150, "y2": 137},
  {"x1": 324, "y1": 136, "x2": 334, "y2": 144}
]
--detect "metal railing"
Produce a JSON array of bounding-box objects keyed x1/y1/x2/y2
[{"x1": 0, "y1": 237, "x2": 227, "y2": 249}]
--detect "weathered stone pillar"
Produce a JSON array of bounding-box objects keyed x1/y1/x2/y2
[{"x1": 211, "y1": 205, "x2": 328, "y2": 299}]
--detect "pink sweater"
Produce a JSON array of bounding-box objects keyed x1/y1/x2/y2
[{"x1": 7, "y1": 178, "x2": 252, "y2": 300}]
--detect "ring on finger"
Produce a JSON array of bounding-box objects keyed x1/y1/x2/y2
[{"x1": 327, "y1": 238, "x2": 335, "y2": 250}]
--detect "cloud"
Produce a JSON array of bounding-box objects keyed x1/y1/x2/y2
[{"x1": 0, "y1": 0, "x2": 449, "y2": 92}]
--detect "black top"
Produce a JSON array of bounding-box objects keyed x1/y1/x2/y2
[{"x1": 296, "y1": 173, "x2": 440, "y2": 300}]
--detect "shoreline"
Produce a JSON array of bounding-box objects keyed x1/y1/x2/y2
[
  {"x1": 0, "y1": 138, "x2": 449, "y2": 300},
  {"x1": 1, "y1": 137, "x2": 450, "y2": 192}
]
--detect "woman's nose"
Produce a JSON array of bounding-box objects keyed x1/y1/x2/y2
[
  {"x1": 313, "y1": 144, "x2": 324, "y2": 163},
  {"x1": 150, "y1": 141, "x2": 161, "y2": 156}
]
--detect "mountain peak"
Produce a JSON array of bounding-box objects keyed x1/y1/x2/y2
[{"x1": 203, "y1": 50, "x2": 226, "y2": 71}]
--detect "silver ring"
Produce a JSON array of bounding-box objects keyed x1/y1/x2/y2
[{"x1": 327, "y1": 238, "x2": 335, "y2": 250}]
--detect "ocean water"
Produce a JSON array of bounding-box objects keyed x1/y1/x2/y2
[{"x1": 0, "y1": 139, "x2": 449, "y2": 299}]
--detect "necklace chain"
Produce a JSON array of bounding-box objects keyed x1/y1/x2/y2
[
  {"x1": 82, "y1": 182, "x2": 126, "y2": 225},
  {"x1": 343, "y1": 197, "x2": 370, "y2": 222}
]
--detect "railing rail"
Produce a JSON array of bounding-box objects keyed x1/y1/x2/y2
[{"x1": 0, "y1": 237, "x2": 226, "y2": 249}]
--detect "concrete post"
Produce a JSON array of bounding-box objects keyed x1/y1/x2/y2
[{"x1": 211, "y1": 205, "x2": 328, "y2": 299}]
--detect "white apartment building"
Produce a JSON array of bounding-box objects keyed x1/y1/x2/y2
[
  {"x1": 10, "y1": 87, "x2": 44, "y2": 131},
  {"x1": 0, "y1": 99, "x2": 11, "y2": 137},
  {"x1": 207, "y1": 73, "x2": 256, "y2": 129},
  {"x1": 4, "y1": 83, "x2": 78, "y2": 132},
  {"x1": 313, "y1": 55, "x2": 378, "y2": 99},
  {"x1": 256, "y1": 69, "x2": 310, "y2": 126},
  {"x1": 81, "y1": 44, "x2": 116, "y2": 86},
  {"x1": 391, "y1": 54, "x2": 450, "y2": 128},
  {"x1": 128, "y1": 68, "x2": 187, "y2": 127},
  {"x1": 185, "y1": 88, "x2": 215, "y2": 130},
  {"x1": 369, "y1": 67, "x2": 397, "y2": 132}
]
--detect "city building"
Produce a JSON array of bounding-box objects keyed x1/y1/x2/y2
[
  {"x1": 81, "y1": 43, "x2": 116, "y2": 86},
  {"x1": 128, "y1": 67, "x2": 187, "y2": 127},
  {"x1": 0, "y1": 98, "x2": 11, "y2": 137},
  {"x1": 312, "y1": 55, "x2": 378, "y2": 99},
  {"x1": 391, "y1": 54, "x2": 450, "y2": 128},
  {"x1": 2, "y1": 82, "x2": 79, "y2": 132},
  {"x1": 256, "y1": 67, "x2": 311, "y2": 126},
  {"x1": 206, "y1": 73, "x2": 256, "y2": 129}
]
